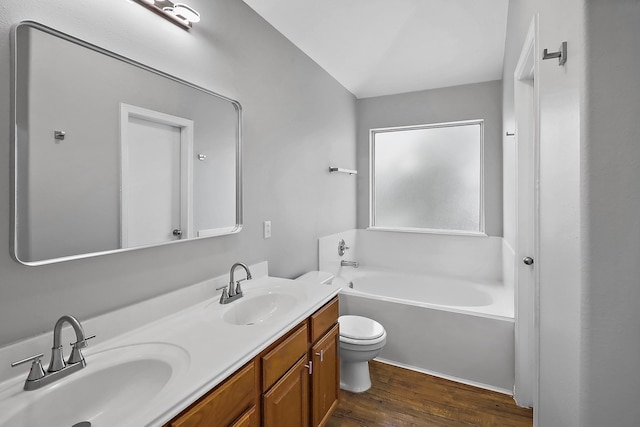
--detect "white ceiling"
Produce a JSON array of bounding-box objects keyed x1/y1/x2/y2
[{"x1": 241, "y1": 0, "x2": 510, "y2": 99}]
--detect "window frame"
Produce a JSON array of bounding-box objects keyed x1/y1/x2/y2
[{"x1": 368, "y1": 119, "x2": 486, "y2": 236}]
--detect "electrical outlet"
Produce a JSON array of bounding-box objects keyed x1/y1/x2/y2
[{"x1": 263, "y1": 220, "x2": 272, "y2": 239}]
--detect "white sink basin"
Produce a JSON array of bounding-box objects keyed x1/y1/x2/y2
[
  {"x1": 0, "y1": 342, "x2": 189, "y2": 427},
  {"x1": 222, "y1": 293, "x2": 297, "y2": 325},
  {"x1": 220, "y1": 284, "x2": 308, "y2": 326}
]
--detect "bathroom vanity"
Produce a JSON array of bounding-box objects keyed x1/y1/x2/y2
[
  {"x1": 0, "y1": 266, "x2": 341, "y2": 427},
  {"x1": 166, "y1": 297, "x2": 339, "y2": 427}
]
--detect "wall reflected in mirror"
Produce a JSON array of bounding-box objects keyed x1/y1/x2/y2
[{"x1": 12, "y1": 22, "x2": 242, "y2": 265}]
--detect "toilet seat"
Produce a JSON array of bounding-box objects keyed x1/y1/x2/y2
[
  {"x1": 339, "y1": 315, "x2": 386, "y2": 345},
  {"x1": 340, "y1": 332, "x2": 386, "y2": 347}
]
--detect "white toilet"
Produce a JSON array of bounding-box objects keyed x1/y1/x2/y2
[
  {"x1": 295, "y1": 271, "x2": 387, "y2": 393},
  {"x1": 338, "y1": 314, "x2": 386, "y2": 392}
]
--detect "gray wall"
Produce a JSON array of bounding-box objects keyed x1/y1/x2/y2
[
  {"x1": 582, "y1": 1, "x2": 640, "y2": 425},
  {"x1": 0, "y1": 0, "x2": 356, "y2": 346},
  {"x1": 355, "y1": 81, "x2": 503, "y2": 236}
]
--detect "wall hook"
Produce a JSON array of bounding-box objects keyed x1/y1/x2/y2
[
  {"x1": 54, "y1": 130, "x2": 66, "y2": 141},
  {"x1": 543, "y1": 41, "x2": 567, "y2": 66}
]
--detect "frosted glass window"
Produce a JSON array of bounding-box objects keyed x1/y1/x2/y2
[{"x1": 370, "y1": 120, "x2": 484, "y2": 234}]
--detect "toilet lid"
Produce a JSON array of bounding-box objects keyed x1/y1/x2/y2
[{"x1": 339, "y1": 315, "x2": 385, "y2": 340}]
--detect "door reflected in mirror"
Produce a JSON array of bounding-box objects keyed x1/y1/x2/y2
[{"x1": 12, "y1": 21, "x2": 243, "y2": 265}]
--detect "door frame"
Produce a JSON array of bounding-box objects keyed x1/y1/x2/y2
[
  {"x1": 119, "y1": 103, "x2": 194, "y2": 247},
  {"x1": 513, "y1": 15, "x2": 540, "y2": 410}
]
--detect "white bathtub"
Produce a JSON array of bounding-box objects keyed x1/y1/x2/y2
[{"x1": 334, "y1": 267, "x2": 515, "y2": 393}]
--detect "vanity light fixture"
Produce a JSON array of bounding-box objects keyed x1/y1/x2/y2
[{"x1": 134, "y1": 0, "x2": 201, "y2": 29}]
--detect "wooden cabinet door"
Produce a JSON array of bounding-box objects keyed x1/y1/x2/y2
[
  {"x1": 311, "y1": 324, "x2": 340, "y2": 427},
  {"x1": 263, "y1": 356, "x2": 310, "y2": 427},
  {"x1": 229, "y1": 406, "x2": 258, "y2": 427}
]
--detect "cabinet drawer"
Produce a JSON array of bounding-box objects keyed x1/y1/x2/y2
[
  {"x1": 169, "y1": 361, "x2": 256, "y2": 427},
  {"x1": 262, "y1": 323, "x2": 308, "y2": 390},
  {"x1": 309, "y1": 297, "x2": 339, "y2": 344}
]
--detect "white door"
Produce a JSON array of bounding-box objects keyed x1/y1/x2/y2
[
  {"x1": 120, "y1": 104, "x2": 193, "y2": 248},
  {"x1": 513, "y1": 17, "x2": 539, "y2": 408}
]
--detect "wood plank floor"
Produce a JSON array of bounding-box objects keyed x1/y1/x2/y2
[{"x1": 327, "y1": 361, "x2": 533, "y2": 427}]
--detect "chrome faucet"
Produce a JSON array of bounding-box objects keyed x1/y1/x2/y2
[
  {"x1": 217, "y1": 262, "x2": 252, "y2": 304},
  {"x1": 49, "y1": 315, "x2": 90, "y2": 371},
  {"x1": 338, "y1": 239, "x2": 350, "y2": 256},
  {"x1": 10, "y1": 315, "x2": 94, "y2": 391},
  {"x1": 338, "y1": 239, "x2": 358, "y2": 267},
  {"x1": 341, "y1": 260, "x2": 359, "y2": 268}
]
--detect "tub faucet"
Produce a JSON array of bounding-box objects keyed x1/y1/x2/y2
[
  {"x1": 10, "y1": 315, "x2": 94, "y2": 391},
  {"x1": 217, "y1": 262, "x2": 252, "y2": 304},
  {"x1": 338, "y1": 239, "x2": 350, "y2": 256},
  {"x1": 341, "y1": 260, "x2": 359, "y2": 268}
]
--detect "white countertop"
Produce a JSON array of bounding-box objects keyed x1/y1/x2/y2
[{"x1": 0, "y1": 264, "x2": 341, "y2": 427}]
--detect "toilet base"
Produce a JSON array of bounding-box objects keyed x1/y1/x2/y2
[{"x1": 340, "y1": 360, "x2": 373, "y2": 393}]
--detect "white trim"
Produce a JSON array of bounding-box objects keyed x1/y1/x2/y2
[
  {"x1": 119, "y1": 103, "x2": 194, "y2": 247},
  {"x1": 512, "y1": 15, "x2": 540, "y2": 410},
  {"x1": 366, "y1": 226, "x2": 488, "y2": 238}
]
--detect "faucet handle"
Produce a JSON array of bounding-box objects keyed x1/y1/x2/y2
[
  {"x1": 216, "y1": 285, "x2": 229, "y2": 303},
  {"x1": 235, "y1": 278, "x2": 248, "y2": 295},
  {"x1": 11, "y1": 353, "x2": 46, "y2": 381},
  {"x1": 70, "y1": 334, "x2": 96, "y2": 349},
  {"x1": 67, "y1": 335, "x2": 95, "y2": 365},
  {"x1": 338, "y1": 238, "x2": 350, "y2": 256}
]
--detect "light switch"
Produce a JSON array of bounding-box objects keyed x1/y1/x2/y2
[{"x1": 263, "y1": 220, "x2": 272, "y2": 239}]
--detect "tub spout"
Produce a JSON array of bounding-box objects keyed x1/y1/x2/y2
[{"x1": 341, "y1": 260, "x2": 359, "y2": 268}]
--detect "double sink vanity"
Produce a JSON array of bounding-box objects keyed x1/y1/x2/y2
[{"x1": 0, "y1": 262, "x2": 341, "y2": 426}]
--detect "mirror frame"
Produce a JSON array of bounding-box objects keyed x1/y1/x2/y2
[{"x1": 10, "y1": 21, "x2": 243, "y2": 265}]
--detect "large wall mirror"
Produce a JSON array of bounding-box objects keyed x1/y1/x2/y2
[{"x1": 12, "y1": 21, "x2": 243, "y2": 265}]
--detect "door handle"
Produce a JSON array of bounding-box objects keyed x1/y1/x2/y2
[
  {"x1": 172, "y1": 229, "x2": 182, "y2": 236},
  {"x1": 523, "y1": 257, "x2": 534, "y2": 266}
]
